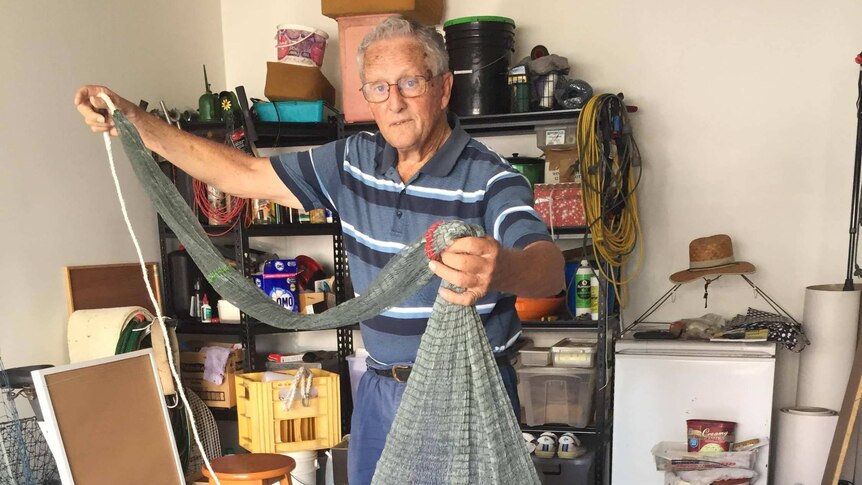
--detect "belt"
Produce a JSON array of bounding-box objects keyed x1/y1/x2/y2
[{"x1": 373, "y1": 354, "x2": 511, "y2": 383}]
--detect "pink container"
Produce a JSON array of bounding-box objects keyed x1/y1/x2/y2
[
  {"x1": 275, "y1": 24, "x2": 329, "y2": 67},
  {"x1": 338, "y1": 14, "x2": 392, "y2": 123}
]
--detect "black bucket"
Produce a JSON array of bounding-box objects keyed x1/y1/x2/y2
[{"x1": 444, "y1": 16, "x2": 515, "y2": 117}]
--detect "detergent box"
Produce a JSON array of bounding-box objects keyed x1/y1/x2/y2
[{"x1": 260, "y1": 259, "x2": 299, "y2": 312}]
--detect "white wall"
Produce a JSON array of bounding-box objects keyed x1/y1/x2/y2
[
  {"x1": 2, "y1": 0, "x2": 859, "y2": 476},
  {"x1": 0, "y1": 0, "x2": 225, "y2": 368},
  {"x1": 219, "y1": 0, "x2": 862, "y2": 440}
]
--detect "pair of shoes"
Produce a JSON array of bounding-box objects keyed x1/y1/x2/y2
[{"x1": 522, "y1": 431, "x2": 586, "y2": 459}]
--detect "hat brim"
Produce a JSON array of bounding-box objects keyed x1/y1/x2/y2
[{"x1": 669, "y1": 261, "x2": 756, "y2": 284}]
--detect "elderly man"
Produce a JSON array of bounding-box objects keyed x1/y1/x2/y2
[{"x1": 75, "y1": 15, "x2": 563, "y2": 484}]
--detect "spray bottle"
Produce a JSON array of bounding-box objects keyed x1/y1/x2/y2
[{"x1": 575, "y1": 260, "x2": 592, "y2": 317}]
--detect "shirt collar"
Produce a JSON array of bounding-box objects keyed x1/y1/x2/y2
[{"x1": 375, "y1": 112, "x2": 470, "y2": 178}]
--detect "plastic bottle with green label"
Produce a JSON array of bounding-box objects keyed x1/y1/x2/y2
[
  {"x1": 590, "y1": 275, "x2": 600, "y2": 321},
  {"x1": 575, "y1": 260, "x2": 592, "y2": 317}
]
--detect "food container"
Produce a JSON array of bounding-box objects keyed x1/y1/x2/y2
[
  {"x1": 652, "y1": 442, "x2": 757, "y2": 471},
  {"x1": 550, "y1": 338, "x2": 596, "y2": 368},
  {"x1": 686, "y1": 419, "x2": 736, "y2": 452},
  {"x1": 519, "y1": 347, "x2": 551, "y2": 367}
]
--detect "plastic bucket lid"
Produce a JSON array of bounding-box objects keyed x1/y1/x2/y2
[{"x1": 444, "y1": 16, "x2": 515, "y2": 28}]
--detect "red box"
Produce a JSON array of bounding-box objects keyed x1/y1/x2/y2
[
  {"x1": 533, "y1": 183, "x2": 586, "y2": 228},
  {"x1": 338, "y1": 14, "x2": 392, "y2": 123}
]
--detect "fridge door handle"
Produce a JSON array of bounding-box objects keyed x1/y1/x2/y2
[{"x1": 615, "y1": 351, "x2": 775, "y2": 359}]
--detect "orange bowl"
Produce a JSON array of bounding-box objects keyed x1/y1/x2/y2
[{"x1": 515, "y1": 296, "x2": 565, "y2": 321}]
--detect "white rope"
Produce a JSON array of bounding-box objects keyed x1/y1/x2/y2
[{"x1": 96, "y1": 93, "x2": 220, "y2": 485}]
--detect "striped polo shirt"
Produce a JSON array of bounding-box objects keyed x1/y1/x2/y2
[{"x1": 270, "y1": 113, "x2": 552, "y2": 366}]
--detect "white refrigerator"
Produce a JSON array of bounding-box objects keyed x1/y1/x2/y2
[{"x1": 612, "y1": 339, "x2": 776, "y2": 485}]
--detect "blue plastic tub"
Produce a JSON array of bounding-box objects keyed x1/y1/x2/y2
[{"x1": 254, "y1": 100, "x2": 329, "y2": 122}]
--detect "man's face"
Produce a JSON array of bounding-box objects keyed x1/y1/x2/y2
[{"x1": 362, "y1": 37, "x2": 453, "y2": 153}]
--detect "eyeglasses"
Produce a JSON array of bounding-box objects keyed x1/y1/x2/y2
[{"x1": 360, "y1": 74, "x2": 435, "y2": 103}]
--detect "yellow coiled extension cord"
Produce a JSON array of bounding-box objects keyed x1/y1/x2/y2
[{"x1": 576, "y1": 94, "x2": 643, "y2": 308}]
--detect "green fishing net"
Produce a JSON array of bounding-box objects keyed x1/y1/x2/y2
[{"x1": 110, "y1": 110, "x2": 540, "y2": 484}]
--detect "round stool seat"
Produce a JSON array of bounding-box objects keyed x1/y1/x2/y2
[{"x1": 203, "y1": 453, "x2": 295, "y2": 484}]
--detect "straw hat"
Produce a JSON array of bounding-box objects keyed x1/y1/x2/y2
[{"x1": 669, "y1": 234, "x2": 755, "y2": 283}]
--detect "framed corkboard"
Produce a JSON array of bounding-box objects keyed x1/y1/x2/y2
[
  {"x1": 32, "y1": 349, "x2": 183, "y2": 484},
  {"x1": 65, "y1": 262, "x2": 161, "y2": 314}
]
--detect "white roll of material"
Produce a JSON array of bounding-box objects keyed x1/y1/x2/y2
[
  {"x1": 774, "y1": 407, "x2": 838, "y2": 485},
  {"x1": 68, "y1": 306, "x2": 151, "y2": 362},
  {"x1": 68, "y1": 306, "x2": 176, "y2": 395},
  {"x1": 797, "y1": 284, "x2": 861, "y2": 410}
]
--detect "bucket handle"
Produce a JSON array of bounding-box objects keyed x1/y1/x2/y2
[
  {"x1": 452, "y1": 53, "x2": 513, "y2": 76},
  {"x1": 275, "y1": 31, "x2": 316, "y2": 48}
]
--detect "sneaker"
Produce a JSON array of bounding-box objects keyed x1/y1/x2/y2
[
  {"x1": 534, "y1": 432, "x2": 557, "y2": 458},
  {"x1": 557, "y1": 432, "x2": 586, "y2": 459},
  {"x1": 522, "y1": 432, "x2": 537, "y2": 455}
]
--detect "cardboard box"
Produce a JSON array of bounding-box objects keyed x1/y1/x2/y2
[
  {"x1": 299, "y1": 291, "x2": 336, "y2": 314},
  {"x1": 533, "y1": 183, "x2": 586, "y2": 228},
  {"x1": 321, "y1": 0, "x2": 444, "y2": 25},
  {"x1": 543, "y1": 148, "x2": 579, "y2": 184},
  {"x1": 180, "y1": 343, "x2": 244, "y2": 409},
  {"x1": 264, "y1": 62, "x2": 335, "y2": 106}
]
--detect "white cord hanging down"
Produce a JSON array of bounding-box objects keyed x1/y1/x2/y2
[{"x1": 96, "y1": 93, "x2": 220, "y2": 485}]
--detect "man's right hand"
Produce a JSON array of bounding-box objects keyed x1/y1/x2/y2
[{"x1": 74, "y1": 85, "x2": 135, "y2": 137}]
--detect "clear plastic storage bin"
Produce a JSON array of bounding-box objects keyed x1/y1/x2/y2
[
  {"x1": 517, "y1": 364, "x2": 595, "y2": 427},
  {"x1": 519, "y1": 347, "x2": 551, "y2": 367},
  {"x1": 532, "y1": 451, "x2": 595, "y2": 485},
  {"x1": 550, "y1": 339, "x2": 596, "y2": 368}
]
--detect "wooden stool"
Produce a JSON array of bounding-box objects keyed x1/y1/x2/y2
[{"x1": 203, "y1": 453, "x2": 295, "y2": 485}]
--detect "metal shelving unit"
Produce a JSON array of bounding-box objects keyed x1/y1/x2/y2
[
  {"x1": 342, "y1": 108, "x2": 583, "y2": 138},
  {"x1": 161, "y1": 109, "x2": 615, "y2": 479}
]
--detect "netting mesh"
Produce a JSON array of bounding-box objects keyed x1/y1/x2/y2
[
  {"x1": 112, "y1": 111, "x2": 540, "y2": 484},
  {"x1": 185, "y1": 390, "x2": 221, "y2": 476},
  {"x1": 0, "y1": 355, "x2": 60, "y2": 485}
]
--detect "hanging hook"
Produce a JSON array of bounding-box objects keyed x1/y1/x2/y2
[{"x1": 702, "y1": 275, "x2": 722, "y2": 308}]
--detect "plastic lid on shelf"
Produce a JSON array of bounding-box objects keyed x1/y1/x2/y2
[{"x1": 443, "y1": 16, "x2": 515, "y2": 28}]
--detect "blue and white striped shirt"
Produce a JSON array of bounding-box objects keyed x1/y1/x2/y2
[{"x1": 271, "y1": 114, "x2": 552, "y2": 366}]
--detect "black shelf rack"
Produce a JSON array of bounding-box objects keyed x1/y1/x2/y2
[
  {"x1": 342, "y1": 108, "x2": 582, "y2": 138},
  {"x1": 157, "y1": 213, "x2": 355, "y2": 432},
  {"x1": 160, "y1": 106, "x2": 617, "y2": 474}
]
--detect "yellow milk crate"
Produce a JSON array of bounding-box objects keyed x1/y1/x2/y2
[{"x1": 235, "y1": 368, "x2": 341, "y2": 453}]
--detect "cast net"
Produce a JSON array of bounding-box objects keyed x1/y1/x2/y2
[{"x1": 110, "y1": 109, "x2": 540, "y2": 484}]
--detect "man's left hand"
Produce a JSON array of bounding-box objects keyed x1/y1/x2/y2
[{"x1": 428, "y1": 236, "x2": 504, "y2": 306}]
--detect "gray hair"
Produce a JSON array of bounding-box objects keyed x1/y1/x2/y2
[{"x1": 356, "y1": 15, "x2": 449, "y2": 82}]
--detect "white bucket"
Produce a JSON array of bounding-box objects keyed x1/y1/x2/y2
[
  {"x1": 284, "y1": 450, "x2": 318, "y2": 485},
  {"x1": 275, "y1": 24, "x2": 329, "y2": 67}
]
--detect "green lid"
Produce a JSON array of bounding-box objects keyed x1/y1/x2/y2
[{"x1": 443, "y1": 16, "x2": 515, "y2": 28}]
